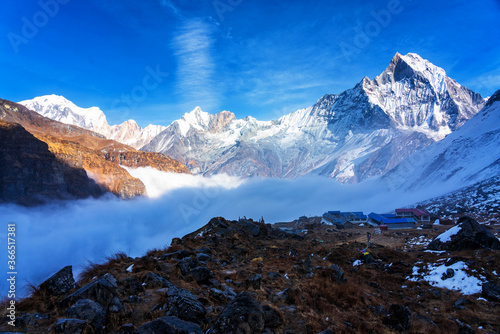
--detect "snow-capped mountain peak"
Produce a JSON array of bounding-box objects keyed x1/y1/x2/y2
[
  {"x1": 374, "y1": 52, "x2": 447, "y2": 93},
  {"x1": 20, "y1": 94, "x2": 109, "y2": 134},
  {"x1": 174, "y1": 108, "x2": 238, "y2": 136},
  {"x1": 19, "y1": 95, "x2": 166, "y2": 149},
  {"x1": 18, "y1": 53, "x2": 487, "y2": 184},
  {"x1": 176, "y1": 107, "x2": 212, "y2": 136},
  {"x1": 361, "y1": 53, "x2": 484, "y2": 141},
  {"x1": 142, "y1": 52, "x2": 485, "y2": 181}
]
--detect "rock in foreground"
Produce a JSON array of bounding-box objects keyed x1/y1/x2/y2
[{"x1": 427, "y1": 216, "x2": 500, "y2": 251}]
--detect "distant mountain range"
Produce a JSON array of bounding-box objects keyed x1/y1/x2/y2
[
  {"x1": 20, "y1": 95, "x2": 166, "y2": 150},
  {"x1": 20, "y1": 53, "x2": 486, "y2": 185},
  {"x1": 0, "y1": 99, "x2": 189, "y2": 204}
]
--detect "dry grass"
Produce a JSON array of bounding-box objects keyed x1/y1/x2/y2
[
  {"x1": 79, "y1": 251, "x2": 129, "y2": 283},
  {"x1": 16, "y1": 284, "x2": 59, "y2": 315},
  {"x1": 8, "y1": 220, "x2": 500, "y2": 334}
]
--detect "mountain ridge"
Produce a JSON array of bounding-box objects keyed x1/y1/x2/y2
[
  {"x1": 142, "y1": 52, "x2": 485, "y2": 181},
  {"x1": 18, "y1": 52, "x2": 487, "y2": 183},
  {"x1": 20, "y1": 95, "x2": 166, "y2": 149},
  {"x1": 382, "y1": 89, "x2": 500, "y2": 193},
  {"x1": 0, "y1": 98, "x2": 190, "y2": 201}
]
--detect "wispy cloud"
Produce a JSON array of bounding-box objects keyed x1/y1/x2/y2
[
  {"x1": 171, "y1": 19, "x2": 220, "y2": 112},
  {"x1": 159, "y1": 0, "x2": 182, "y2": 17}
]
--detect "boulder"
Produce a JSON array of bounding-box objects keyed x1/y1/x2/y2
[
  {"x1": 196, "y1": 253, "x2": 212, "y2": 262},
  {"x1": 40, "y1": 266, "x2": 77, "y2": 296},
  {"x1": 207, "y1": 292, "x2": 264, "y2": 334},
  {"x1": 246, "y1": 274, "x2": 262, "y2": 290},
  {"x1": 118, "y1": 277, "x2": 145, "y2": 295},
  {"x1": 142, "y1": 272, "x2": 174, "y2": 289},
  {"x1": 61, "y1": 274, "x2": 124, "y2": 313},
  {"x1": 319, "y1": 264, "x2": 345, "y2": 283},
  {"x1": 427, "y1": 216, "x2": 500, "y2": 251},
  {"x1": 160, "y1": 250, "x2": 192, "y2": 261},
  {"x1": 52, "y1": 319, "x2": 93, "y2": 334},
  {"x1": 196, "y1": 247, "x2": 212, "y2": 255},
  {"x1": 64, "y1": 299, "x2": 105, "y2": 334},
  {"x1": 267, "y1": 272, "x2": 281, "y2": 280},
  {"x1": 453, "y1": 298, "x2": 467, "y2": 310},
  {"x1": 190, "y1": 267, "x2": 212, "y2": 284},
  {"x1": 177, "y1": 257, "x2": 198, "y2": 276},
  {"x1": 481, "y1": 282, "x2": 500, "y2": 302},
  {"x1": 134, "y1": 316, "x2": 202, "y2": 334},
  {"x1": 441, "y1": 268, "x2": 455, "y2": 280},
  {"x1": 235, "y1": 219, "x2": 261, "y2": 236},
  {"x1": 222, "y1": 286, "x2": 237, "y2": 300},
  {"x1": 209, "y1": 288, "x2": 225, "y2": 301},
  {"x1": 164, "y1": 286, "x2": 206, "y2": 324}
]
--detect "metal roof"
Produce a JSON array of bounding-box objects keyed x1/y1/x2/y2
[{"x1": 368, "y1": 213, "x2": 385, "y2": 223}]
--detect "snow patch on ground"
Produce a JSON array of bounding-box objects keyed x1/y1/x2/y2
[
  {"x1": 403, "y1": 235, "x2": 432, "y2": 250},
  {"x1": 407, "y1": 260, "x2": 484, "y2": 295}
]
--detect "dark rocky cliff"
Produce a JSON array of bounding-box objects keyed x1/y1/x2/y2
[{"x1": 0, "y1": 120, "x2": 104, "y2": 205}]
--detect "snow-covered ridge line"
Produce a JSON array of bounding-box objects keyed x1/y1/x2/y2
[
  {"x1": 142, "y1": 52, "x2": 485, "y2": 181},
  {"x1": 19, "y1": 94, "x2": 166, "y2": 149},
  {"x1": 19, "y1": 53, "x2": 486, "y2": 184}
]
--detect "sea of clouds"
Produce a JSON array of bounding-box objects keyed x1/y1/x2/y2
[{"x1": 0, "y1": 167, "x2": 446, "y2": 297}]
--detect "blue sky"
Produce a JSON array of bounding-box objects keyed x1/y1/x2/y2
[{"x1": 1, "y1": 0, "x2": 499, "y2": 127}]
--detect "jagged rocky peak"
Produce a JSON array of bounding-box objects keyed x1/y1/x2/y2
[
  {"x1": 176, "y1": 107, "x2": 236, "y2": 135},
  {"x1": 372, "y1": 52, "x2": 446, "y2": 90},
  {"x1": 359, "y1": 52, "x2": 486, "y2": 134},
  {"x1": 485, "y1": 89, "x2": 500, "y2": 107},
  {"x1": 208, "y1": 110, "x2": 236, "y2": 133}
]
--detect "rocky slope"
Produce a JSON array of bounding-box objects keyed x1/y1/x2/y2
[
  {"x1": 382, "y1": 89, "x2": 500, "y2": 192},
  {"x1": 20, "y1": 95, "x2": 166, "y2": 149},
  {"x1": 0, "y1": 120, "x2": 104, "y2": 205},
  {"x1": 142, "y1": 53, "x2": 484, "y2": 181},
  {"x1": 416, "y1": 174, "x2": 500, "y2": 222},
  {"x1": 3, "y1": 217, "x2": 499, "y2": 333},
  {"x1": 0, "y1": 99, "x2": 189, "y2": 201}
]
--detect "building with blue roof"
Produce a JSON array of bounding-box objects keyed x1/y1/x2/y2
[
  {"x1": 368, "y1": 212, "x2": 416, "y2": 229},
  {"x1": 321, "y1": 211, "x2": 369, "y2": 227}
]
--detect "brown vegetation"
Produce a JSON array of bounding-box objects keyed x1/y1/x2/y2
[{"x1": 2, "y1": 219, "x2": 500, "y2": 333}]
